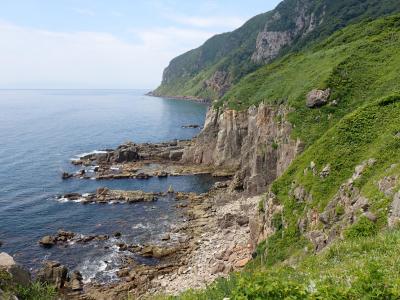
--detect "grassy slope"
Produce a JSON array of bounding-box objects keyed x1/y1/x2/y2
[
  {"x1": 167, "y1": 86, "x2": 400, "y2": 300},
  {"x1": 222, "y1": 14, "x2": 400, "y2": 146},
  {"x1": 158, "y1": 14, "x2": 400, "y2": 299}
]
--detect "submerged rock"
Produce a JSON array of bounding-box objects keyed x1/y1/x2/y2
[{"x1": 62, "y1": 172, "x2": 73, "y2": 180}]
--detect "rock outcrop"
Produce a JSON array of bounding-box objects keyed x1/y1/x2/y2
[
  {"x1": 0, "y1": 252, "x2": 31, "y2": 287},
  {"x1": 251, "y1": 4, "x2": 318, "y2": 64},
  {"x1": 182, "y1": 104, "x2": 304, "y2": 194},
  {"x1": 37, "y1": 261, "x2": 68, "y2": 289},
  {"x1": 204, "y1": 71, "x2": 232, "y2": 97},
  {"x1": 306, "y1": 89, "x2": 331, "y2": 108}
]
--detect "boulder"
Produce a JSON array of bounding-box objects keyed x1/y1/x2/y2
[
  {"x1": 161, "y1": 233, "x2": 170, "y2": 241},
  {"x1": 306, "y1": 89, "x2": 330, "y2": 108},
  {"x1": 320, "y1": 164, "x2": 331, "y2": 178},
  {"x1": 211, "y1": 262, "x2": 225, "y2": 275},
  {"x1": 37, "y1": 261, "x2": 68, "y2": 289},
  {"x1": 169, "y1": 150, "x2": 184, "y2": 161},
  {"x1": 218, "y1": 213, "x2": 236, "y2": 229},
  {"x1": 363, "y1": 211, "x2": 377, "y2": 223},
  {"x1": 167, "y1": 185, "x2": 174, "y2": 194},
  {"x1": 236, "y1": 216, "x2": 249, "y2": 226},
  {"x1": 235, "y1": 257, "x2": 250, "y2": 268},
  {"x1": 139, "y1": 245, "x2": 177, "y2": 259},
  {"x1": 39, "y1": 236, "x2": 55, "y2": 247},
  {"x1": 69, "y1": 271, "x2": 83, "y2": 291},
  {"x1": 389, "y1": 192, "x2": 400, "y2": 228},
  {"x1": 0, "y1": 252, "x2": 31, "y2": 287},
  {"x1": 113, "y1": 147, "x2": 139, "y2": 163},
  {"x1": 213, "y1": 181, "x2": 229, "y2": 189},
  {"x1": 62, "y1": 172, "x2": 73, "y2": 180}
]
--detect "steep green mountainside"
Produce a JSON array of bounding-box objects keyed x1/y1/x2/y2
[
  {"x1": 154, "y1": 0, "x2": 400, "y2": 100},
  {"x1": 170, "y1": 83, "x2": 400, "y2": 300},
  {"x1": 223, "y1": 13, "x2": 400, "y2": 146},
  {"x1": 159, "y1": 13, "x2": 400, "y2": 300}
]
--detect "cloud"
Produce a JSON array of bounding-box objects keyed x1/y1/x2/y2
[{"x1": 0, "y1": 21, "x2": 216, "y2": 89}]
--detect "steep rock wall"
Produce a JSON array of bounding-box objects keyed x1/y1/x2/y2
[{"x1": 182, "y1": 104, "x2": 304, "y2": 194}]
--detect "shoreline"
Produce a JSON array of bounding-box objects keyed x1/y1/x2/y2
[
  {"x1": 56, "y1": 139, "x2": 255, "y2": 299},
  {"x1": 145, "y1": 91, "x2": 212, "y2": 105},
  {"x1": 80, "y1": 186, "x2": 259, "y2": 299}
]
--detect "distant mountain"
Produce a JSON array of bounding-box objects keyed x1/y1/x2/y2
[{"x1": 153, "y1": 0, "x2": 400, "y2": 100}]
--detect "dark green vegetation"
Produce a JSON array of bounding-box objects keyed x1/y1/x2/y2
[
  {"x1": 0, "y1": 270, "x2": 56, "y2": 300},
  {"x1": 157, "y1": 12, "x2": 400, "y2": 300},
  {"x1": 154, "y1": 0, "x2": 400, "y2": 100}
]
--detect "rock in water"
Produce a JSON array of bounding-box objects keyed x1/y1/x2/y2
[
  {"x1": 39, "y1": 235, "x2": 55, "y2": 247},
  {"x1": 306, "y1": 89, "x2": 330, "y2": 108},
  {"x1": 167, "y1": 185, "x2": 174, "y2": 194},
  {"x1": 62, "y1": 172, "x2": 73, "y2": 180}
]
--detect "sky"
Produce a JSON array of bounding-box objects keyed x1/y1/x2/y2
[{"x1": 0, "y1": 0, "x2": 282, "y2": 89}]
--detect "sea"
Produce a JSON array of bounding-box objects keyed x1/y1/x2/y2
[{"x1": 0, "y1": 89, "x2": 213, "y2": 283}]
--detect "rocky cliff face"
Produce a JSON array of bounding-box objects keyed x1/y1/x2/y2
[
  {"x1": 251, "y1": 4, "x2": 319, "y2": 64},
  {"x1": 182, "y1": 104, "x2": 304, "y2": 194}
]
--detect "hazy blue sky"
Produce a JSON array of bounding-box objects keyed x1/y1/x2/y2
[{"x1": 0, "y1": 0, "x2": 282, "y2": 89}]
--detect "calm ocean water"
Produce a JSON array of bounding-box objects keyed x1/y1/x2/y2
[{"x1": 0, "y1": 89, "x2": 212, "y2": 282}]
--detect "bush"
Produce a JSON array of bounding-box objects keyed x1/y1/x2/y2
[{"x1": 345, "y1": 216, "x2": 378, "y2": 238}]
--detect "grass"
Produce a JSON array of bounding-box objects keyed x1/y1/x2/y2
[{"x1": 0, "y1": 270, "x2": 56, "y2": 300}]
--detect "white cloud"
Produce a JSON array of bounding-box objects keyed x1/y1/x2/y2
[{"x1": 0, "y1": 22, "x2": 217, "y2": 89}]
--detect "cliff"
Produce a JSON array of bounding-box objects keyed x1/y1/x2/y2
[{"x1": 182, "y1": 104, "x2": 304, "y2": 194}]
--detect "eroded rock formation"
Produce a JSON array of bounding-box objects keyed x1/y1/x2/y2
[{"x1": 182, "y1": 104, "x2": 304, "y2": 194}]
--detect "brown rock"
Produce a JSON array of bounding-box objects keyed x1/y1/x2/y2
[
  {"x1": 237, "y1": 215, "x2": 249, "y2": 226},
  {"x1": 37, "y1": 261, "x2": 68, "y2": 289},
  {"x1": 211, "y1": 262, "x2": 225, "y2": 275},
  {"x1": 235, "y1": 257, "x2": 250, "y2": 268},
  {"x1": 39, "y1": 236, "x2": 55, "y2": 247},
  {"x1": 306, "y1": 89, "x2": 330, "y2": 108}
]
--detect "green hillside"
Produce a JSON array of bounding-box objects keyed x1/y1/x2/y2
[
  {"x1": 222, "y1": 13, "x2": 400, "y2": 146},
  {"x1": 169, "y1": 86, "x2": 400, "y2": 300},
  {"x1": 154, "y1": 0, "x2": 400, "y2": 100},
  {"x1": 159, "y1": 13, "x2": 400, "y2": 300}
]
